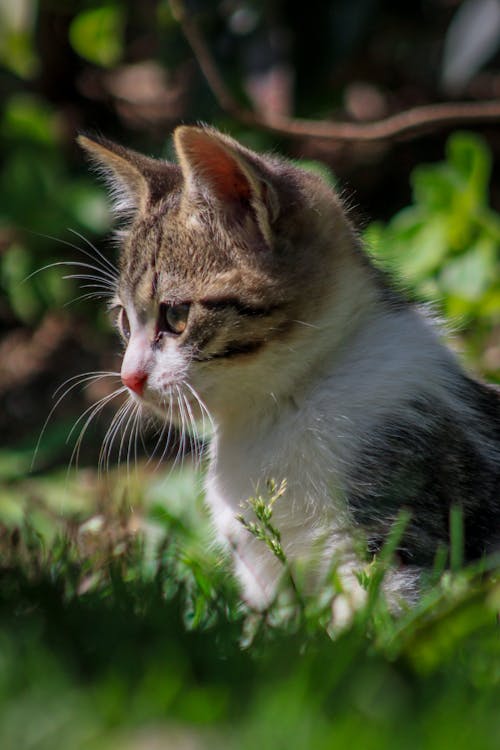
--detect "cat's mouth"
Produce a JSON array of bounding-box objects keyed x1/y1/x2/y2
[{"x1": 136, "y1": 385, "x2": 209, "y2": 425}]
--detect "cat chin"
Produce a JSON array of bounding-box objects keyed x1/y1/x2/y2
[
  {"x1": 140, "y1": 390, "x2": 199, "y2": 425},
  {"x1": 139, "y1": 394, "x2": 175, "y2": 420}
]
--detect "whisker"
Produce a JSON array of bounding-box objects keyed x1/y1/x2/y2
[
  {"x1": 291, "y1": 319, "x2": 320, "y2": 330},
  {"x1": 173, "y1": 384, "x2": 187, "y2": 469},
  {"x1": 178, "y1": 388, "x2": 195, "y2": 462},
  {"x1": 53, "y1": 370, "x2": 120, "y2": 399},
  {"x1": 67, "y1": 227, "x2": 118, "y2": 277},
  {"x1": 154, "y1": 390, "x2": 175, "y2": 470},
  {"x1": 30, "y1": 230, "x2": 118, "y2": 282},
  {"x1": 126, "y1": 402, "x2": 142, "y2": 476},
  {"x1": 62, "y1": 274, "x2": 116, "y2": 291},
  {"x1": 99, "y1": 399, "x2": 132, "y2": 475},
  {"x1": 104, "y1": 401, "x2": 137, "y2": 475},
  {"x1": 184, "y1": 381, "x2": 215, "y2": 434},
  {"x1": 106, "y1": 401, "x2": 132, "y2": 471},
  {"x1": 170, "y1": 387, "x2": 184, "y2": 471},
  {"x1": 138, "y1": 416, "x2": 150, "y2": 457},
  {"x1": 67, "y1": 387, "x2": 127, "y2": 473},
  {"x1": 183, "y1": 384, "x2": 214, "y2": 465},
  {"x1": 24, "y1": 260, "x2": 117, "y2": 287},
  {"x1": 180, "y1": 387, "x2": 201, "y2": 466},
  {"x1": 146, "y1": 409, "x2": 169, "y2": 468},
  {"x1": 132, "y1": 405, "x2": 142, "y2": 473},
  {"x1": 64, "y1": 291, "x2": 113, "y2": 307},
  {"x1": 117, "y1": 400, "x2": 140, "y2": 468},
  {"x1": 32, "y1": 371, "x2": 121, "y2": 470},
  {"x1": 67, "y1": 386, "x2": 126, "y2": 444}
]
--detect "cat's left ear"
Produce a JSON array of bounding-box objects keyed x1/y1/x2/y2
[
  {"x1": 78, "y1": 134, "x2": 180, "y2": 218},
  {"x1": 174, "y1": 126, "x2": 279, "y2": 248}
]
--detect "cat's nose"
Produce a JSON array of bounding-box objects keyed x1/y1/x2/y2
[{"x1": 122, "y1": 370, "x2": 148, "y2": 396}]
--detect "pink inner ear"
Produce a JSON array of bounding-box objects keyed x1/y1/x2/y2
[
  {"x1": 184, "y1": 133, "x2": 252, "y2": 204},
  {"x1": 204, "y1": 153, "x2": 251, "y2": 203}
]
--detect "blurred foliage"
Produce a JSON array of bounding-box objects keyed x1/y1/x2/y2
[
  {"x1": 0, "y1": 0, "x2": 499, "y2": 341},
  {"x1": 362, "y1": 131, "x2": 500, "y2": 377},
  {"x1": 0, "y1": 0, "x2": 39, "y2": 79},
  {"x1": 69, "y1": 4, "x2": 125, "y2": 68},
  {"x1": 1, "y1": 2, "x2": 500, "y2": 747},
  {"x1": 367, "y1": 132, "x2": 500, "y2": 326},
  {"x1": 0, "y1": 93, "x2": 110, "y2": 324},
  {"x1": 0, "y1": 465, "x2": 499, "y2": 749}
]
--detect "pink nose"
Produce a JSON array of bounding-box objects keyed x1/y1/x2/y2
[{"x1": 122, "y1": 371, "x2": 147, "y2": 396}]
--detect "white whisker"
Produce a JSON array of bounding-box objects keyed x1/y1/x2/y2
[
  {"x1": 126, "y1": 402, "x2": 142, "y2": 475},
  {"x1": 156, "y1": 390, "x2": 175, "y2": 469},
  {"x1": 25, "y1": 260, "x2": 118, "y2": 287},
  {"x1": 64, "y1": 291, "x2": 112, "y2": 307},
  {"x1": 291, "y1": 319, "x2": 320, "y2": 330},
  {"x1": 99, "y1": 399, "x2": 132, "y2": 475},
  {"x1": 117, "y1": 400, "x2": 140, "y2": 468},
  {"x1": 179, "y1": 388, "x2": 195, "y2": 462},
  {"x1": 67, "y1": 387, "x2": 126, "y2": 444},
  {"x1": 62, "y1": 275, "x2": 116, "y2": 292},
  {"x1": 31, "y1": 229, "x2": 118, "y2": 282},
  {"x1": 180, "y1": 387, "x2": 201, "y2": 466},
  {"x1": 173, "y1": 384, "x2": 187, "y2": 470},
  {"x1": 146, "y1": 407, "x2": 169, "y2": 468},
  {"x1": 53, "y1": 370, "x2": 120, "y2": 399},
  {"x1": 68, "y1": 386, "x2": 127, "y2": 472},
  {"x1": 67, "y1": 227, "x2": 118, "y2": 277},
  {"x1": 32, "y1": 371, "x2": 121, "y2": 470},
  {"x1": 184, "y1": 381, "x2": 215, "y2": 434}
]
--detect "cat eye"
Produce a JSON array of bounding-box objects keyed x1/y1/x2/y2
[
  {"x1": 118, "y1": 307, "x2": 130, "y2": 340},
  {"x1": 157, "y1": 302, "x2": 190, "y2": 336}
]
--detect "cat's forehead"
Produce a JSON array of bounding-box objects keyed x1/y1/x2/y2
[{"x1": 118, "y1": 207, "x2": 269, "y2": 308}]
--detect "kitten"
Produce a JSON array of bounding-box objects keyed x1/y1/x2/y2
[{"x1": 78, "y1": 126, "x2": 500, "y2": 612}]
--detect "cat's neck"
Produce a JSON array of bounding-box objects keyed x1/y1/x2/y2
[
  {"x1": 206, "y1": 256, "x2": 388, "y2": 431},
  {"x1": 210, "y1": 289, "x2": 456, "y2": 448}
]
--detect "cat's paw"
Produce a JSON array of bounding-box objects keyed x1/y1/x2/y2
[{"x1": 330, "y1": 578, "x2": 367, "y2": 631}]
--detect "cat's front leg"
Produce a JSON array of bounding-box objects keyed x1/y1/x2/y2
[
  {"x1": 231, "y1": 534, "x2": 285, "y2": 610},
  {"x1": 206, "y1": 484, "x2": 285, "y2": 609},
  {"x1": 229, "y1": 515, "x2": 367, "y2": 615},
  {"x1": 330, "y1": 561, "x2": 421, "y2": 629},
  {"x1": 329, "y1": 560, "x2": 368, "y2": 629}
]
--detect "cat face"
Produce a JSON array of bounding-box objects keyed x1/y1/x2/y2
[
  {"x1": 113, "y1": 240, "x2": 294, "y2": 425},
  {"x1": 79, "y1": 127, "x2": 356, "y2": 426}
]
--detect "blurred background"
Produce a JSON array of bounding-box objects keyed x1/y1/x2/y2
[
  {"x1": 2, "y1": 4, "x2": 500, "y2": 747},
  {"x1": 2, "y1": 0, "x2": 500, "y2": 472}
]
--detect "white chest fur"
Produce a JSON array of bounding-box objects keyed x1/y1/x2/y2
[
  {"x1": 205, "y1": 413, "x2": 347, "y2": 608},
  {"x1": 204, "y1": 306, "x2": 458, "y2": 610}
]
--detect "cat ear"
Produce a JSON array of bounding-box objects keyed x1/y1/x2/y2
[
  {"x1": 77, "y1": 134, "x2": 180, "y2": 217},
  {"x1": 173, "y1": 126, "x2": 279, "y2": 246}
]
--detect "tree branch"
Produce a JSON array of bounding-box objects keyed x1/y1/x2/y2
[{"x1": 171, "y1": 0, "x2": 500, "y2": 142}]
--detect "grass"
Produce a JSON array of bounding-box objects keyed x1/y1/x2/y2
[{"x1": 0, "y1": 462, "x2": 499, "y2": 749}]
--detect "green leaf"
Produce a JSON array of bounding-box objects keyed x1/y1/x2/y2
[
  {"x1": 0, "y1": 491, "x2": 25, "y2": 525},
  {"x1": 439, "y1": 236, "x2": 496, "y2": 302},
  {"x1": 62, "y1": 181, "x2": 111, "y2": 234},
  {"x1": 69, "y1": 6, "x2": 125, "y2": 68},
  {"x1": 411, "y1": 164, "x2": 456, "y2": 212},
  {"x1": 398, "y1": 217, "x2": 450, "y2": 281},
  {"x1": 1, "y1": 94, "x2": 57, "y2": 144},
  {"x1": 0, "y1": 1, "x2": 39, "y2": 79},
  {"x1": 447, "y1": 131, "x2": 491, "y2": 204},
  {"x1": 0, "y1": 243, "x2": 42, "y2": 323}
]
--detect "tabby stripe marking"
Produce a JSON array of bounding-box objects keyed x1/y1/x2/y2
[
  {"x1": 193, "y1": 319, "x2": 296, "y2": 361},
  {"x1": 193, "y1": 339, "x2": 266, "y2": 361},
  {"x1": 200, "y1": 297, "x2": 281, "y2": 317}
]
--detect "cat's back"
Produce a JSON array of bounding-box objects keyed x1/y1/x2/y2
[
  {"x1": 281, "y1": 300, "x2": 500, "y2": 564},
  {"x1": 340, "y1": 343, "x2": 500, "y2": 564}
]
